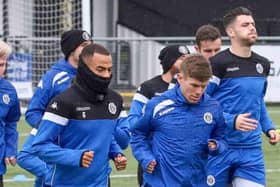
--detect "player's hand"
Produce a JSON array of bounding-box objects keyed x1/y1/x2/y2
[
  {"x1": 208, "y1": 141, "x2": 217, "y2": 150},
  {"x1": 81, "y1": 151, "x2": 94, "y2": 168},
  {"x1": 147, "y1": 160, "x2": 157, "y2": 173},
  {"x1": 268, "y1": 129, "x2": 280, "y2": 145},
  {"x1": 114, "y1": 154, "x2": 127, "y2": 171},
  {"x1": 235, "y1": 113, "x2": 258, "y2": 131},
  {"x1": 5, "y1": 156, "x2": 17, "y2": 166}
]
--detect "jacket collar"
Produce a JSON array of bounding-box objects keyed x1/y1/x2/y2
[{"x1": 174, "y1": 83, "x2": 206, "y2": 105}]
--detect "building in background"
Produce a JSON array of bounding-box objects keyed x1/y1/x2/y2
[{"x1": 0, "y1": 0, "x2": 280, "y2": 102}]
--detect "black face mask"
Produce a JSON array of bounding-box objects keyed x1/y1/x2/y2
[{"x1": 73, "y1": 59, "x2": 112, "y2": 103}]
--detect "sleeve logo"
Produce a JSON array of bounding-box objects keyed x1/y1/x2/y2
[
  {"x1": 2, "y1": 94, "x2": 10, "y2": 104},
  {"x1": 108, "y1": 102, "x2": 117, "y2": 115},
  {"x1": 256, "y1": 63, "x2": 264, "y2": 74}
]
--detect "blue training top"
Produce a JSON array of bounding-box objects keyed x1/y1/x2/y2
[
  {"x1": 0, "y1": 78, "x2": 20, "y2": 175},
  {"x1": 131, "y1": 84, "x2": 227, "y2": 186},
  {"x1": 207, "y1": 49, "x2": 275, "y2": 148}
]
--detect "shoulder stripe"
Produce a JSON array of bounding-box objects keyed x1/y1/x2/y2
[
  {"x1": 57, "y1": 76, "x2": 70, "y2": 85},
  {"x1": 153, "y1": 99, "x2": 174, "y2": 117},
  {"x1": 42, "y1": 112, "x2": 69, "y2": 126},
  {"x1": 168, "y1": 82, "x2": 176, "y2": 89},
  {"x1": 52, "y1": 72, "x2": 68, "y2": 87},
  {"x1": 119, "y1": 110, "x2": 128, "y2": 118},
  {"x1": 209, "y1": 75, "x2": 221, "y2": 86},
  {"x1": 133, "y1": 93, "x2": 149, "y2": 104}
]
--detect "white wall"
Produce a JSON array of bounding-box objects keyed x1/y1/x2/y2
[{"x1": 252, "y1": 46, "x2": 280, "y2": 102}]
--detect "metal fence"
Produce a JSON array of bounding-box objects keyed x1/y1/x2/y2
[{"x1": 5, "y1": 36, "x2": 280, "y2": 102}]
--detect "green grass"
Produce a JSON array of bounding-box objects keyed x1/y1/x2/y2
[{"x1": 3, "y1": 107, "x2": 280, "y2": 187}]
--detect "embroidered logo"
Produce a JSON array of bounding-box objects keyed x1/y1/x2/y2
[
  {"x1": 76, "y1": 106, "x2": 91, "y2": 111},
  {"x1": 256, "y1": 63, "x2": 264, "y2": 74},
  {"x1": 108, "y1": 102, "x2": 117, "y2": 115},
  {"x1": 50, "y1": 102, "x2": 58, "y2": 110},
  {"x1": 154, "y1": 92, "x2": 162, "y2": 96},
  {"x1": 226, "y1": 67, "x2": 240, "y2": 72},
  {"x1": 207, "y1": 175, "x2": 215, "y2": 186},
  {"x1": 203, "y1": 112, "x2": 213, "y2": 124},
  {"x1": 2, "y1": 94, "x2": 10, "y2": 104}
]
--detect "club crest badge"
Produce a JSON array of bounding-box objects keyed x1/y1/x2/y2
[
  {"x1": 204, "y1": 112, "x2": 213, "y2": 124},
  {"x1": 256, "y1": 63, "x2": 263, "y2": 74},
  {"x1": 207, "y1": 175, "x2": 215, "y2": 186},
  {"x1": 108, "y1": 102, "x2": 117, "y2": 115},
  {"x1": 2, "y1": 94, "x2": 10, "y2": 104}
]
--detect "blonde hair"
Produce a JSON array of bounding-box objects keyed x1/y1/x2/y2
[{"x1": 0, "y1": 40, "x2": 12, "y2": 58}]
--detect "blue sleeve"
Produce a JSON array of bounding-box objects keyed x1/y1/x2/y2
[
  {"x1": 17, "y1": 130, "x2": 48, "y2": 178},
  {"x1": 260, "y1": 99, "x2": 275, "y2": 135},
  {"x1": 208, "y1": 105, "x2": 227, "y2": 156},
  {"x1": 130, "y1": 102, "x2": 155, "y2": 170},
  {"x1": 222, "y1": 112, "x2": 237, "y2": 130},
  {"x1": 259, "y1": 79, "x2": 275, "y2": 134},
  {"x1": 5, "y1": 94, "x2": 21, "y2": 157},
  {"x1": 32, "y1": 120, "x2": 86, "y2": 167},
  {"x1": 25, "y1": 78, "x2": 54, "y2": 128},
  {"x1": 108, "y1": 135, "x2": 123, "y2": 159},
  {"x1": 5, "y1": 121, "x2": 18, "y2": 157},
  {"x1": 128, "y1": 100, "x2": 145, "y2": 130},
  {"x1": 114, "y1": 115, "x2": 130, "y2": 149}
]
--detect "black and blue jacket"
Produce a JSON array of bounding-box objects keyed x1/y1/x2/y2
[{"x1": 32, "y1": 85, "x2": 124, "y2": 186}]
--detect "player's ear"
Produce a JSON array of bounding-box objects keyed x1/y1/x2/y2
[
  {"x1": 177, "y1": 72, "x2": 183, "y2": 84},
  {"x1": 226, "y1": 26, "x2": 234, "y2": 38},
  {"x1": 194, "y1": 45, "x2": 200, "y2": 53}
]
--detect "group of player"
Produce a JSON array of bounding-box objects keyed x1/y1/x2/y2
[
  {"x1": 0, "y1": 6, "x2": 279, "y2": 187},
  {"x1": 130, "y1": 6, "x2": 280, "y2": 187}
]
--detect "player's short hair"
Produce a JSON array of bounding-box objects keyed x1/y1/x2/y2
[
  {"x1": 195, "y1": 24, "x2": 221, "y2": 47},
  {"x1": 223, "y1": 6, "x2": 253, "y2": 29},
  {"x1": 80, "y1": 43, "x2": 110, "y2": 57},
  {"x1": 180, "y1": 54, "x2": 212, "y2": 82},
  {"x1": 0, "y1": 40, "x2": 12, "y2": 57},
  {"x1": 79, "y1": 43, "x2": 110, "y2": 64}
]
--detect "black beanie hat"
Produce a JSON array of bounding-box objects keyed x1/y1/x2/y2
[
  {"x1": 158, "y1": 45, "x2": 190, "y2": 73},
  {"x1": 60, "y1": 29, "x2": 92, "y2": 59}
]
